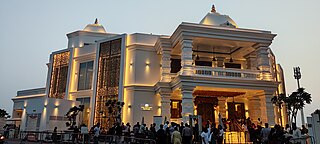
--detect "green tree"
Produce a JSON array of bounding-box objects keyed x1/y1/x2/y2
[
  {"x1": 285, "y1": 88, "x2": 312, "y2": 125},
  {"x1": 0, "y1": 109, "x2": 10, "y2": 118},
  {"x1": 271, "y1": 93, "x2": 286, "y2": 126},
  {"x1": 65, "y1": 105, "x2": 84, "y2": 130}
]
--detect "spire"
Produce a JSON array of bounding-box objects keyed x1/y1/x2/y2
[
  {"x1": 211, "y1": 4, "x2": 216, "y2": 13},
  {"x1": 94, "y1": 18, "x2": 98, "y2": 24}
]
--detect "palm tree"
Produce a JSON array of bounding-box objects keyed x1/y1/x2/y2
[
  {"x1": 285, "y1": 88, "x2": 312, "y2": 125},
  {"x1": 271, "y1": 93, "x2": 286, "y2": 126},
  {"x1": 0, "y1": 109, "x2": 10, "y2": 118}
]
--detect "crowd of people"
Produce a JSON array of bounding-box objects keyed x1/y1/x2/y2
[{"x1": 51, "y1": 117, "x2": 310, "y2": 144}]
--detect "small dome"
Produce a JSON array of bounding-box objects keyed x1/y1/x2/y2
[
  {"x1": 83, "y1": 18, "x2": 106, "y2": 33},
  {"x1": 199, "y1": 5, "x2": 238, "y2": 28}
]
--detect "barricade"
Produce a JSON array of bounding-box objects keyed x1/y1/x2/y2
[{"x1": 18, "y1": 131, "x2": 156, "y2": 144}]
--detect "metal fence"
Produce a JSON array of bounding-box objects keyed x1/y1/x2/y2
[{"x1": 18, "y1": 131, "x2": 156, "y2": 144}]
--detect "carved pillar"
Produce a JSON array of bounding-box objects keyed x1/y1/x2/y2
[
  {"x1": 256, "y1": 46, "x2": 272, "y2": 80},
  {"x1": 245, "y1": 53, "x2": 257, "y2": 70},
  {"x1": 218, "y1": 97, "x2": 227, "y2": 118},
  {"x1": 260, "y1": 91, "x2": 276, "y2": 126},
  {"x1": 161, "y1": 50, "x2": 171, "y2": 82},
  {"x1": 180, "y1": 40, "x2": 194, "y2": 75},
  {"x1": 248, "y1": 97, "x2": 261, "y2": 124},
  {"x1": 181, "y1": 87, "x2": 194, "y2": 123},
  {"x1": 160, "y1": 94, "x2": 171, "y2": 120}
]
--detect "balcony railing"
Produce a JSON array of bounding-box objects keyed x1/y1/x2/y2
[{"x1": 194, "y1": 66, "x2": 261, "y2": 80}]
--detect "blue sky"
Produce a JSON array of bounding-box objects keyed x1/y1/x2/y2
[{"x1": 0, "y1": 0, "x2": 319, "y2": 126}]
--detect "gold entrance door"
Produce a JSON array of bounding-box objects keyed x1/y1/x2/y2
[
  {"x1": 195, "y1": 97, "x2": 218, "y2": 126},
  {"x1": 197, "y1": 103, "x2": 215, "y2": 126}
]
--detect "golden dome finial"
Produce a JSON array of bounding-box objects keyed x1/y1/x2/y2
[
  {"x1": 94, "y1": 18, "x2": 98, "y2": 24},
  {"x1": 211, "y1": 4, "x2": 216, "y2": 13}
]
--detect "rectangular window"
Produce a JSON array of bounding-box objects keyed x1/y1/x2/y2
[
  {"x1": 171, "y1": 100, "x2": 182, "y2": 118},
  {"x1": 49, "y1": 51, "x2": 70, "y2": 99},
  {"x1": 78, "y1": 61, "x2": 94, "y2": 90},
  {"x1": 76, "y1": 97, "x2": 91, "y2": 126}
]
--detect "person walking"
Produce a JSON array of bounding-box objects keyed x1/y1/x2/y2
[
  {"x1": 182, "y1": 123, "x2": 192, "y2": 144},
  {"x1": 93, "y1": 123, "x2": 100, "y2": 144},
  {"x1": 171, "y1": 127, "x2": 182, "y2": 144}
]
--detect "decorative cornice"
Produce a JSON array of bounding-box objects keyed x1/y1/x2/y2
[
  {"x1": 155, "y1": 37, "x2": 172, "y2": 54},
  {"x1": 170, "y1": 22, "x2": 276, "y2": 50}
]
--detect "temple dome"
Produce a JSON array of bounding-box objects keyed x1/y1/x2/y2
[
  {"x1": 83, "y1": 18, "x2": 106, "y2": 33},
  {"x1": 199, "y1": 5, "x2": 238, "y2": 28}
]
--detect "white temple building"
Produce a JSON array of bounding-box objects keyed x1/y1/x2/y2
[{"x1": 11, "y1": 5, "x2": 287, "y2": 132}]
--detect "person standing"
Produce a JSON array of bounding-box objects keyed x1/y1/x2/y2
[
  {"x1": 150, "y1": 123, "x2": 157, "y2": 137},
  {"x1": 80, "y1": 124, "x2": 89, "y2": 144},
  {"x1": 72, "y1": 126, "x2": 79, "y2": 143},
  {"x1": 182, "y1": 123, "x2": 193, "y2": 144},
  {"x1": 260, "y1": 123, "x2": 271, "y2": 144},
  {"x1": 201, "y1": 128, "x2": 210, "y2": 144},
  {"x1": 93, "y1": 123, "x2": 100, "y2": 144},
  {"x1": 52, "y1": 127, "x2": 58, "y2": 143},
  {"x1": 171, "y1": 127, "x2": 182, "y2": 144},
  {"x1": 156, "y1": 124, "x2": 167, "y2": 144},
  {"x1": 216, "y1": 125, "x2": 224, "y2": 144},
  {"x1": 124, "y1": 123, "x2": 131, "y2": 136}
]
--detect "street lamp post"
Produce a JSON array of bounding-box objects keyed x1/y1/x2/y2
[{"x1": 293, "y1": 66, "x2": 305, "y2": 125}]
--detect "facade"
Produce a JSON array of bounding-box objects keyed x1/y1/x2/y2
[{"x1": 11, "y1": 6, "x2": 287, "y2": 132}]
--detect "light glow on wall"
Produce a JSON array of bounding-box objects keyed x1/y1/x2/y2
[{"x1": 145, "y1": 60, "x2": 150, "y2": 74}]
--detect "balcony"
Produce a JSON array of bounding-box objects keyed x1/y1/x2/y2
[{"x1": 194, "y1": 66, "x2": 261, "y2": 80}]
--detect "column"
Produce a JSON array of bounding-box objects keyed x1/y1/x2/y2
[
  {"x1": 245, "y1": 53, "x2": 257, "y2": 70},
  {"x1": 248, "y1": 97, "x2": 261, "y2": 124},
  {"x1": 255, "y1": 46, "x2": 272, "y2": 80},
  {"x1": 260, "y1": 91, "x2": 276, "y2": 126},
  {"x1": 160, "y1": 94, "x2": 171, "y2": 120},
  {"x1": 218, "y1": 97, "x2": 227, "y2": 118},
  {"x1": 181, "y1": 89, "x2": 194, "y2": 123},
  {"x1": 180, "y1": 39, "x2": 194, "y2": 75},
  {"x1": 160, "y1": 50, "x2": 171, "y2": 82}
]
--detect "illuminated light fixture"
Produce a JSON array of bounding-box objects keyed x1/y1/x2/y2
[
  {"x1": 86, "y1": 108, "x2": 90, "y2": 113},
  {"x1": 128, "y1": 105, "x2": 132, "y2": 108},
  {"x1": 146, "y1": 62, "x2": 150, "y2": 66},
  {"x1": 141, "y1": 104, "x2": 152, "y2": 111},
  {"x1": 44, "y1": 104, "x2": 47, "y2": 108},
  {"x1": 130, "y1": 62, "x2": 133, "y2": 66},
  {"x1": 54, "y1": 105, "x2": 59, "y2": 108},
  {"x1": 24, "y1": 106, "x2": 27, "y2": 109}
]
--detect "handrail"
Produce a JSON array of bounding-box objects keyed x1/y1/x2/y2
[{"x1": 194, "y1": 66, "x2": 261, "y2": 80}]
